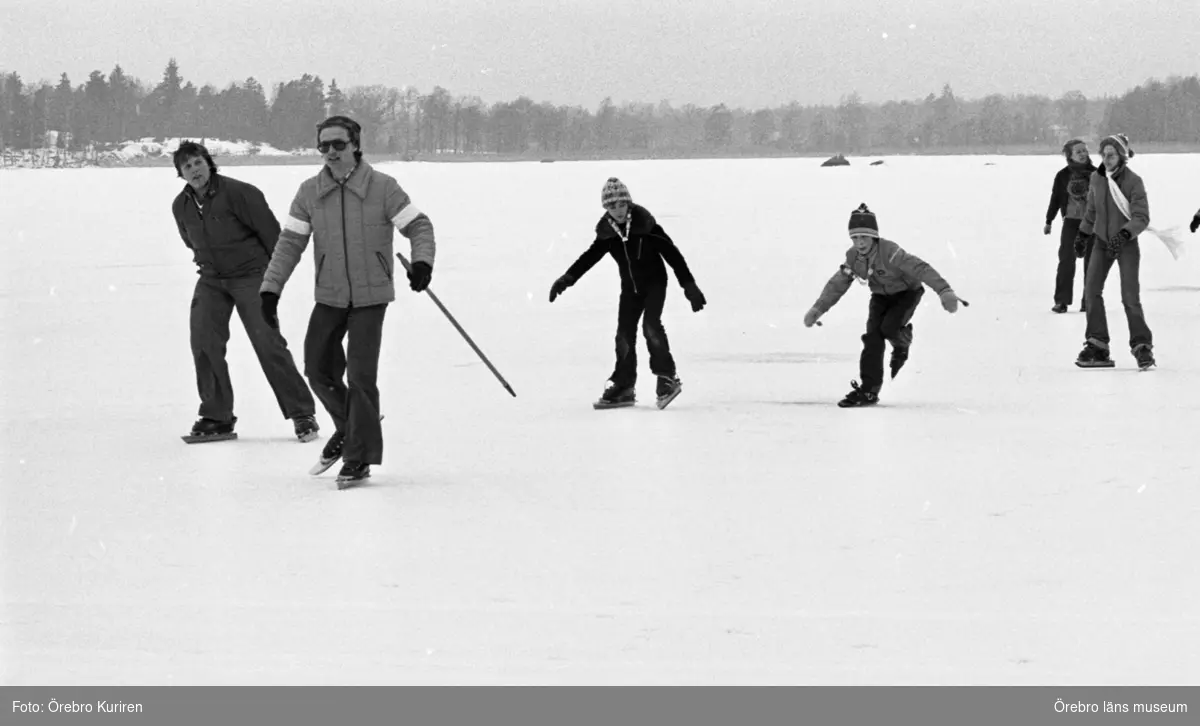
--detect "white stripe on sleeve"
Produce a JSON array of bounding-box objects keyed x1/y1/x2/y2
[
  {"x1": 283, "y1": 215, "x2": 311, "y2": 236},
  {"x1": 390, "y1": 204, "x2": 423, "y2": 231}
]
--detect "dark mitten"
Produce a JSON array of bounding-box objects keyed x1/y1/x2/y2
[
  {"x1": 1073, "y1": 231, "x2": 1089, "y2": 258},
  {"x1": 1190, "y1": 214, "x2": 1199, "y2": 234},
  {"x1": 407, "y1": 261, "x2": 432, "y2": 292},
  {"x1": 683, "y1": 282, "x2": 707, "y2": 312},
  {"x1": 548, "y1": 274, "x2": 575, "y2": 303},
  {"x1": 260, "y1": 291, "x2": 280, "y2": 329},
  {"x1": 1106, "y1": 229, "x2": 1130, "y2": 260}
]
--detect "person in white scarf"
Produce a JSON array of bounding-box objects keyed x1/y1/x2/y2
[{"x1": 1073, "y1": 134, "x2": 1155, "y2": 371}]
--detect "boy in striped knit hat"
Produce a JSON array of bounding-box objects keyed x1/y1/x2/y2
[
  {"x1": 549, "y1": 177, "x2": 707, "y2": 410},
  {"x1": 803, "y1": 204, "x2": 961, "y2": 407}
]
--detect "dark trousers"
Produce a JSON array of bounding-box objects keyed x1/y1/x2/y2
[
  {"x1": 610, "y1": 285, "x2": 676, "y2": 389},
  {"x1": 1083, "y1": 239, "x2": 1153, "y2": 352},
  {"x1": 1054, "y1": 218, "x2": 1092, "y2": 306},
  {"x1": 304, "y1": 303, "x2": 387, "y2": 465},
  {"x1": 860, "y1": 287, "x2": 924, "y2": 393},
  {"x1": 190, "y1": 274, "x2": 315, "y2": 423}
]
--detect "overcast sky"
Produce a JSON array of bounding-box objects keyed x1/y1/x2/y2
[{"x1": 1, "y1": 0, "x2": 1197, "y2": 108}]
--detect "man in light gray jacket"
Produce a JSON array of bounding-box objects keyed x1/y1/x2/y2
[{"x1": 260, "y1": 115, "x2": 435, "y2": 486}]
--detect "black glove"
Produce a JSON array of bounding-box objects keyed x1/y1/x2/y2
[
  {"x1": 1190, "y1": 214, "x2": 1199, "y2": 234},
  {"x1": 1106, "y1": 229, "x2": 1130, "y2": 260},
  {"x1": 260, "y1": 291, "x2": 280, "y2": 329},
  {"x1": 683, "y1": 282, "x2": 707, "y2": 312},
  {"x1": 407, "y1": 261, "x2": 432, "y2": 292},
  {"x1": 1073, "y1": 231, "x2": 1089, "y2": 259},
  {"x1": 548, "y1": 274, "x2": 575, "y2": 303}
]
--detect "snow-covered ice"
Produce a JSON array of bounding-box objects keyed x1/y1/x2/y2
[{"x1": 1, "y1": 155, "x2": 1197, "y2": 685}]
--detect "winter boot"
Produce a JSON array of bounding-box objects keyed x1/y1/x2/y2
[
  {"x1": 594, "y1": 381, "x2": 636, "y2": 409},
  {"x1": 336, "y1": 461, "x2": 371, "y2": 489},
  {"x1": 1075, "y1": 341, "x2": 1114, "y2": 368},
  {"x1": 837, "y1": 380, "x2": 879, "y2": 408},
  {"x1": 1133, "y1": 344, "x2": 1156, "y2": 371},
  {"x1": 655, "y1": 374, "x2": 683, "y2": 410},
  {"x1": 293, "y1": 414, "x2": 320, "y2": 442},
  {"x1": 1051, "y1": 303, "x2": 1068, "y2": 313}
]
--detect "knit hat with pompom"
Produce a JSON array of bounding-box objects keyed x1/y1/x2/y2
[
  {"x1": 848, "y1": 203, "x2": 879, "y2": 238},
  {"x1": 601, "y1": 177, "x2": 632, "y2": 208}
]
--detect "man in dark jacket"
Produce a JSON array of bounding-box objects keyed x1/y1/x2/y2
[
  {"x1": 1043, "y1": 139, "x2": 1095, "y2": 313},
  {"x1": 548, "y1": 177, "x2": 706, "y2": 410},
  {"x1": 171, "y1": 142, "x2": 317, "y2": 441}
]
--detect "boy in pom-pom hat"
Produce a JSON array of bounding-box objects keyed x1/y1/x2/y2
[
  {"x1": 803, "y1": 203, "x2": 961, "y2": 407},
  {"x1": 549, "y1": 177, "x2": 707, "y2": 410}
]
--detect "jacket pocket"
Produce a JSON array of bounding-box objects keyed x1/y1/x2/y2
[
  {"x1": 315, "y1": 253, "x2": 327, "y2": 287},
  {"x1": 374, "y1": 251, "x2": 394, "y2": 281}
]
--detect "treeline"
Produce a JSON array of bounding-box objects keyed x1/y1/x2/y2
[{"x1": 2, "y1": 58, "x2": 1199, "y2": 157}]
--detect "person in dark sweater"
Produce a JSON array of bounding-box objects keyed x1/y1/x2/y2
[
  {"x1": 803, "y1": 204, "x2": 960, "y2": 408},
  {"x1": 1043, "y1": 139, "x2": 1096, "y2": 313},
  {"x1": 549, "y1": 178, "x2": 707, "y2": 409},
  {"x1": 171, "y1": 142, "x2": 317, "y2": 441}
]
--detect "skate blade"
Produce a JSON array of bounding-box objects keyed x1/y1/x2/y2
[
  {"x1": 655, "y1": 389, "x2": 682, "y2": 410},
  {"x1": 336, "y1": 472, "x2": 371, "y2": 490},
  {"x1": 297, "y1": 430, "x2": 320, "y2": 443},
  {"x1": 593, "y1": 400, "x2": 636, "y2": 409},
  {"x1": 1075, "y1": 361, "x2": 1115, "y2": 369},
  {"x1": 309, "y1": 457, "x2": 340, "y2": 476},
  {"x1": 181, "y1": 432, "x2": 238, "y2": 444}
]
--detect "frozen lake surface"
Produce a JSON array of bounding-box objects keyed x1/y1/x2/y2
[{"x1": 2, "y1": 154, "x2": 1198, "y2": 684}]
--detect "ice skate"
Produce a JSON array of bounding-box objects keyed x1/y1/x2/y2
[
  {"x1": 837, "y1": 380, "x2": 879, "y2": 408},
  {"x1": 293, "y1": 414, "x2": 320, "y2": 443},
  {"x1": 336, "y1": 461, "x2": 371, "y2": 490},
  {"x1": 655, "y1": 375, "x2": 682, "y2": 410},
  {"x1": 1133, "y1": 344, "x2": 1155, "y2": 371},
  {"x1": 593, "y1": 381, "x2": 635, "y2": 409},
  {"x1": 309, "y1": 429, "x2": 345, "y2": 475},
  {"x1": 889, "y1": 346, "x2": 909, "y2": 380},
  {"x1": 181, "y1": 416, "x2": 238, "y2": 443},
  {"x1": 1051, "y1": 303, "x2": 1068, "y2": 314},
  {"x1": 1075, "y1": 341, "x2": 1114, "y2": 368}
]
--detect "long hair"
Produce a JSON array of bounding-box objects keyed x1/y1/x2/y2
[{"x1": 172, "y1": 141, "x2": 218, "y2": 178}]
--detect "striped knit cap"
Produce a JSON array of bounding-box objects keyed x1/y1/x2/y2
[
  {"x1": 1099, "y1": 133, "x2": 1133, "y2": 161},
  {"x1": 601, "y1": 177, "x2": 632, "y2": 208},
  {"x1": 848, "y1": 203, "x2": 879, "y2": 238}
]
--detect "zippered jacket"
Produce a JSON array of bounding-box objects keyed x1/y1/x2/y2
[
  {"x1": 564, "y1": 203, "x2": 695, "y2": 294},
  {"x1": 172, "y1": 173, "x2": 280, "y2": 279},
  {"x1": 810, "y1": 237, "x2": 951, "y2": 315},
  {"x1": 1078, "y1": 164, "x2": 1149, "y2": 242},
  {"x1": 260, "y1": 161, "x2": 435, "y2": 308}
]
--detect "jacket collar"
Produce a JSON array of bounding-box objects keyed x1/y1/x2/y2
[
  {"x1": 184, "y1": 172, "x2": 221, "y2": 202},
  {"x1": 316, "y1": 160, "x2": 371, "y2": 199},
  {"x1": 598, "y1": 203, "x2": 654, "y2": 238}
]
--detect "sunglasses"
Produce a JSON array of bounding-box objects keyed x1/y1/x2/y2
[{"x1": 317, "y1": 139, "x2": 351, "y2": 153}]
